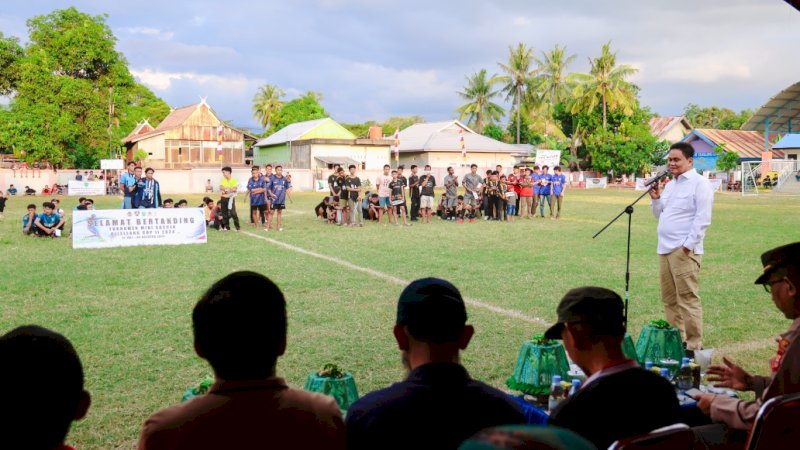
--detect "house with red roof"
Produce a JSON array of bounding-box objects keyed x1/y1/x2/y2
[{"x1": 648, "y1": 116, "x2": 692, "y2": 143}]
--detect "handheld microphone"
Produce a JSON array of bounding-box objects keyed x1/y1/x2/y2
[{"x1": 644, "y1": 170, "x2": 669, "y2": 187}]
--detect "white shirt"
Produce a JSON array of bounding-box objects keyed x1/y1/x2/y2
[
  {"x1": 651, "y1": 169, "x2": 714, "y2": 255},
  {"x1": 582, "y1": 359, "x2": 640, "y2": 389}
]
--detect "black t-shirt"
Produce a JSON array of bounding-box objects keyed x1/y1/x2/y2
[
  {"x1": 419, "y1": 174, "x2": 436, "y2": 196},
  {"x1": 408, "y1": 175, "x2": 420, "y2": 198},
  {"x1": 346, "y1": 176, "x2": 361, "y2": 201},
  {"x1": 549, "y1": 367, "x2": 682, "y2": 449},
  {"x1": 336, "y1": 175, "x2": 346, "y2": 196},
  {"x1": 0, "y1": 197, "x2": 6, "y2": 211},
  {"x1": 328, "y1": 174, "x2": 339, "y2": 194},
  {"x1": 389, "y1": 180, "x2": 405, "y2": 204},
  {"x1": 397, "y1": 175, "x2": 408, "y2": 187}
]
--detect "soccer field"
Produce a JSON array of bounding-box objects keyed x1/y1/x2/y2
[{"x1": 1, "y1": 189, "x2": 798, "y2": 448}]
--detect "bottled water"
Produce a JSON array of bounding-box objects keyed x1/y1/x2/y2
[
  {"x1": 548, "y1": 375, "x2": 565, "y2": 412},
  {"x1": 675, "y1": 357, "x2": 693, "y2": 393},
  {"x1": 569, "y1": 379, "x2": 581, "y2": 397}
]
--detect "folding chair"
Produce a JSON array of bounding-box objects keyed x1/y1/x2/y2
[
  {"x1": 608, "y1": 423, "x2": 696, "y2": 450},
  {"x1": 745, "y1": 391, "x2": 800, "y2": 450}
]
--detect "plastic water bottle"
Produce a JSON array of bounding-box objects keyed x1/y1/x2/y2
[
  {"x1": 676, "y1": 357, "x2": 693, "y2": 393},
  {"x1": 644, "y1": 360, "x2": 653, "y2": 371},
  {"x1": 660, "y1": 367, "x2": 671, "y2": 380},
  {"x1": 569, "y1": 379, "x2": 581, "y2": 397},
  {"x1": 548, "y1": 375, "x2": 565, "y2": 411}
]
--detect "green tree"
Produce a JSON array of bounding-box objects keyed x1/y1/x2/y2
[
  {"x1": 498, "y1": 42, "x2": 536, "y2": 143},
  {"x1": 252, "y1": 84, "x2": 285, "y2": 131},
  {"x1": 714, "y1": 143, "x2": 739, "y2": 175},
  {"x1": 506, "y1": 108, "x2": 535, "y2": 145},
  {"x1": 0, "y1": 31, "x2": 24, "y2": 95},
  {"x1": 455, "y1": 69, "x2": 504, "y2": 133},
  {"x1": 270, "y1": 91, "x2": 327, "y2": 131},
  {"x1": 381, "y1": 115, "x2": 425, "y2": 135},
  {"x1": 571, "y1": 42, "x2": 638, "y2": 130},
  {"x1": 482, "y1": 123, "x2": 503, "y2": 141},
  {"x1": 683, "y1": 103, "x2": 753, "y2": 130},
  {"x1": 341, "y1": 121, "x2": 379, "y2": 138},
  {"x1": 584, "y1": 121, "x2": 666, "y2": 177},
  {"x1": 531, "y1": 44, "x2": 576, "y2": 137}
]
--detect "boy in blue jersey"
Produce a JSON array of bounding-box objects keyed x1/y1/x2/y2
[
  {"x1": 130, "y1": 166, "x2": 145, "y2": 208},
  {"x1": 22, "y1": 204, "x2": 40, "y2": 235},
  {"x1": 551, "y1": 166, "x2": 567, "y2": 219},
  {"x1": 137, "y1": 168, "x2": 162, "y2": 208},
  {"x1": 538, "y1": 165, "x2": 553, "y2": 218},
  {"x1": 120, "y1": 161, "x2": 137, "y2": 209},
  {"x1": 532, "y1": 165, "x2": 541, "y2": 217},
  {"x1": 247, "y1": 166, "x2": 268, "y2": 230},
  {"x1": 267, "y1": 165, "x2": 292, "y2": 231},
  {"x1": 34, "y1": 202, "x2": 65, "y2": 237}
]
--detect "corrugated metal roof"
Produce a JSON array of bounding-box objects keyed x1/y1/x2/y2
[
  {"x1": 685, "y1": 129, "x2": 783, "y2": 159},
  {"x1": 742, "y1": 81, "x2": 800, "y2": 134},
  {"x1": 121, "y1": 120, "x2": 155, "y2": 144},
  {"x1": 772, "y1": 133, "x2": 800, "y2": 149},
  {"x1": 648, "y1": 116, "x2": 691, "y2": 139},
  {"x1": 254, "y1": 118, "x2": 331, "y2": 147},
  {"x1": 397, "y1": 120, "x2": 519, "y2": 153}
]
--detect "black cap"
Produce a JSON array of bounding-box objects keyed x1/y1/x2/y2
[
  {"x1": 544, "y1": 287, "x2": 625, "y2": 340},
  {"x1": 396, "y1": 278, "x2": 467, "y2": 343},
  {"x1": 754, "y1": 242, "x2": 800, "y2": 285}
]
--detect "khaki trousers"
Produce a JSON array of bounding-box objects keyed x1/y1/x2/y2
[{"x1": 659, "y1": 247, "x2": 703, "y2": 350}]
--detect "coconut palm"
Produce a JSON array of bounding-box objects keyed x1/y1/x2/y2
[
  {"x1": 252, "y1": 84, "x2": 285, "y2": 131},
  {"x1": 455, "y1": 69, "x2": 505, "y2": 133},
  {"x1": 570, "y1": 42, "x2": 638, "y2": 130},
  {"x1": 497, "y1": 42, "x2": 536, "y2": 143},
  {"x1": 534, "y1": 44, "x2": 577, "y2": 109}
]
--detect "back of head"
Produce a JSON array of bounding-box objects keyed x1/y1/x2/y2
[
  {"x1": 193, "y1": 271, "x2": 286, "y2": 380},
  {"x1": 0, "y1": 325, "x2": 86, "y2": 450},
  {"x1": 396, "y1": 278, "x2": 467, "y2": 343},
  {"x1": 460, "y1": 425, "x2": 596, "y2": 450}
]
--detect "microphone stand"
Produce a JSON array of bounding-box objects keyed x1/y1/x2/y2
[{"x1": 592, "y1": 172, "x2": 667, "y2": 328}]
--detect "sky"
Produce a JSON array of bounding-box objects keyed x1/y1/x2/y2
[{"x1": 1, "y1": 0, "x2": 799, "y2": 132}]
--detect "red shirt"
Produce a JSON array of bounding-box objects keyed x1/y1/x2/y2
[
  {"x1": 519, "y1": 176, "x2": 534, "y2": 197},
  {"x1": 507, "y1": 174, "x2": 521, "y2": 194}
]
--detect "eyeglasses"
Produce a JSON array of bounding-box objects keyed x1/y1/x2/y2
[{"x1": 763, "y1": 278, "x2": 786, "y2": 293}]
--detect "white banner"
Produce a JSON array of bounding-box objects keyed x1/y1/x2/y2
[
  {"x1": 68, "y1": 180, "x2": 106, "y2": 196},
  {"x1": 709, "y1": 179, "x2": 722, "y2": 192},
  {"x1": 535, "y1": 150, "x2": 562, "y2": 170},
  {"x1": 635, "y1": 178, "x2": 648, "y2": 191},
  {"x1": 585, "y1": 177, "x2": 608, "y2": 189},
  {"x1": 72, "y1": 208, "x2": 207, "y2": 249},
  {"x1": 100, "y1": 159, "x2": 124, "y2": 170}
]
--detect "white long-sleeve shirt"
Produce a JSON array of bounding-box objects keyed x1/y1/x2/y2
[{"x1": 651, "y1": 169, "x2": 714, "y2": 255}]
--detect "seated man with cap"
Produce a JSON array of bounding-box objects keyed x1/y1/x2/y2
[
  {"x1": 545, "y1": 286, "x2": 682, "y2": 449},
  {"x1": 692, "y1": 242, "x2": 800, "y2": 440},
  {"x1": 346, "y1": 277, "x2": 525, "y2": 450}
]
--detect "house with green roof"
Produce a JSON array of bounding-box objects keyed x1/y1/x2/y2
[{"x1": 253, "y1": 118, "x2": 391, "y2": 170}]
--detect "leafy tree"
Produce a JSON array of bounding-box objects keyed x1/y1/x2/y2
[
  {"x1": 497, "y1": 43, "x2": 536, "y2": 143},
  {"x1": 584, "y1": 121, "x2": 667, "y2": 177},
  {"x1": 270, "y1": 91, "x2": 328, "y2": 131},
  {"x1": 714, "y1": 143, "x2": 739, "y2": 174},
  {"x1": 482, "y1": 123, "x2": 504, "y2": 141},
  {"x1": 0, "y1": 31, "x2": 24, "y2": 95},
  {"x1": 683, "y1": 103, "x2": 753, "y2": 130},
  {"x1": 531, "y1": 44, "x2": 576, "y2": 137},
  {"x1": 571, "y1": 42, "x2": 638, "y2": 130},
  {"x1": 381, "y1": 115, "x2": 425, "y2": 135},
  {"x1": 506, "y1": 108, "x2": 534, "y2": 145},
  {"x1": 252, "y1": 84, "x2": 285, "y2": 131},
  {"x1": 455, "y1": 69, "x2": 504, "y2": 133}
]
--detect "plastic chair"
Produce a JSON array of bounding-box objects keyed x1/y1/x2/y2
[
  {"x1": 608, "y1": 423, "x2": 695, "y2": 449},
  {"x1": 745, "y1": 391, "x2": 800, "y2": 450}
]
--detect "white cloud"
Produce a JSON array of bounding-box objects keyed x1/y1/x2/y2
[
  {"x1": 131, "y1": 68, "x2": 258, "y2": 95},
  {"x1": 191, "y1": 16, "x2": 206, "y2": 26},
  {"x1": 125, "y1": 26, "x2": 174, "y2": 41},
  {"x1": 512, "y1": 16, "x2": 531, "y2": 26},
  {"x1": 647, "y1": 53, "x2": 753, "y2": 83}
]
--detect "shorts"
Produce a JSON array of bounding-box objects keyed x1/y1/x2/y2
[
  {"x1": 122, "y1": 196, "x2": 133, "y2": 209},
  {"x1": 506, "y1": 204, "x2": 517, "y2": 216},
  {"x1": 379, "y1": 197, "x2": 391, "y2": 208},
  {"x1": 392, "y1": 199, "x2": 405, "y2": 206},
  {"x1": 463, "y1": 195, "x2": 478, "y2": 207},
  {"x1": 420, "y1": 195, "x2": 434, "y2": 209},
  {"x1": 445, "y1": 196, "x2": 458, "y2": 208},
  {"x1": 272, "y1": 203, "x2": 286, "y2": 210},
  {"x1": 250, "y1": 204, "x2": 267, "y2": 214}
]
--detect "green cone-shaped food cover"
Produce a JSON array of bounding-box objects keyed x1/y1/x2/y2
[
  {"x1": 622, "y1": 333, "x2": 638, "y2": 361},
  {"x1": 635, "y1": 322, "x2": 684, "y2": 366},
  {"x1": 304, "y1": 372, "x2": 360, "y2": 411},
  {"x1": 506, "y1": 337, "x2": 570, "y2": 395}
]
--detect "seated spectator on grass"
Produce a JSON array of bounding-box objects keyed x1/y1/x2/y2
[
  {"x1": 763, "y1": 175, "x2": 772, "y2": 188},
  {"x1": 163, "y1": 198, "x2": 174, "y2": 208},
  {"x1": 544, "y1": 287, "x2": 681, "y2": 449},
  {"x1": 315, "y1": 196, "x2": 333, "y2": 219},
  {"x1": 23, "y1": 204, "x2": 39, "y2": 235},
  {"x1": 691, "y1": 242, "x2": 800, "y2": 445},
  {"x1": 25, "y1": 186, "x2": 36, "y2": 196},
  {"x1": 8, "y1": 184, "x2": 17, "y2": 195},
  {"x1": 205, "y1": 178, "x2": 214, "y2": 193},
  {"x1": 176, "y1": 199, "x2": 188, "y2": 208},
  {"x1": 0, "y1": 325, "x2": 91, "y2": 450},
  {"x1": 74, "y1": 197, "x2": 87, "y2": 210},
  {"x1": 41, "y1": 185, "x2": 51, "y2": 196},
  {"x1": 138, "y1": 271, "x2": 345, "y2": 450},
  {"x1": 35, "y1": 202, "x2": 65, "y2": 237},
  {"x1": 84, "y1": 198, "x2": 95, "y2": 210},
  {"x1": 204, "y1": 199, "x2": 221, "y2": 229},
  {"x1": 346, "y1": 278, "x2": 525, "y2": 450},
  {"x1": 367, "y1": 193, "x2": 381, "y2": 221}
]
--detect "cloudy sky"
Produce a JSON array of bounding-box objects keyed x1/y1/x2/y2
[{"x1": 2, "y1": 0, "x2": 799, "y2": 131}]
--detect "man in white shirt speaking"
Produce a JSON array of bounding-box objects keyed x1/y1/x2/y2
[{"x1": 649, "y1": 142, "x2": 714, "y2": 355}]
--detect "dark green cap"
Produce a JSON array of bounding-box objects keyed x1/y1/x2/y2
[
  {"x1": 396, "y1": 278, "x2": 467, "y2": 343},
  {"x1": 544, "y1": 286, "x2": 625, "y2": 340},
  {"x1": 754, "y1": 242, "x2": 800, "y2": 285}
]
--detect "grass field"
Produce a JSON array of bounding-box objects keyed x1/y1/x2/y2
[{"x1": 1, "y1": 188, "x2": 799, "y2": 449}]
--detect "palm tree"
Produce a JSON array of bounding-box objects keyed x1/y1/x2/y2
[
  {"x1": 534, "y1": 44, "x2": 576, "y2": 109},
  {"x1": 498, "y1": 42, "x2": 536, "y2": 143},
  {"x1": 252, "y1": 84, "x2": 285, "y2": 131},
  {"x1": 570, "y1": 42, "x2": 638, "y2": 130},
  {"x1": 455, "y1": 69, "x2": 505, "y2": 133}
]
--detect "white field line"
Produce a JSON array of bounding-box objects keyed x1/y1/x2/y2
[{"x1": 241, "y1": 231, "x2": 549, "y2": 326}]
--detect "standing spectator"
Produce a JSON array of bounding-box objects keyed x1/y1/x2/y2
[
  {"x1": 328, "y1": 165, "x2": 341, "y2": 197},
  {"x1": 0, "y1": 325, "x2": 92, "y2": 450},
  {"x1": 389, "y1": 170, "x2": 410, "y2": 226},
  {"x1": 443, "y1": 166, "x2": 459, "y2": 219},
  {"x1": 336, "y1": 167, "x2": 348, "y2": 225},
  {"x1": 408, "y1": 165, "x2": 420, "y2": 221},
  {"x1": 247, "y1": 166, "x2": 268, "y2": 230},
  {"x1": 418, "y1": 165, "x2": 436, "y2": 224},
  {"x1": 219, "y1": 166, "x2": 240, "y2": 231},
  {"x1": 544, "y1": 287, "x2": 682, "y2": 449},
  {"x1": 649, "y1": 142, "x2": 714, "y2": 355},
  {"x1": 551, "y1": 166, "x2": 567, "y2": 219},
  {"x1": 504, "y1": 178, "x2": 516, "y2": 222},
  {"x1": 375, "y1": 164, "x2": 393, "y2": 224},
  {"x1": 75, "y1": 170, "x2": 83, "y2": 181},
  {"x1": 396, "y1": 165, "x2": 409, "y2": 219},
  {"x1": 138, "y1": 271, "x2": 345, "y2": 450},
  {"x1": 120, "y1": 161, "x2": 137, "y2": 209},
  {"x1": 34, "y1": 202, "x2": 65, "y2": 237},
  {"x1": 485, "y1": 171, "x2": 502, "y2": 221},
  {"x1": 138, "y1": 168, "x2": 162, "y2": 209},
  {"x1": 0, "y1": 190, "x2": 6, "y2": 219},
  {"x1": 131, "y1": 167, "x2": 145, "y2": 208},
  {"x1": 532, "y1": 166, "x2": 542, "y2": 217},
  {"x1": 20, "y1": 160, "x2": 28, "y2": 178},
  {"x1": 538, "y1": 166, "x2": 553, "y2": 218},
  {"x1": 462, "y1": 164, "x2": 483, "y2": 220},
  {"x1": 509, "y1": 166, "x2": 521, "y2": 216},
  {"x1": 345, "y1": 164, "x2": 363, "y2": 227},
  {"x1": 22, "y1": 203, "x2": 39, "y2": 235},
  {"x1": 345, "y1": 278, "x2": 525, "y2": 450},
  {"x1": 519, "y1": 168, "x2": 534, "y2": 218},
  {"x1": 205, "y1": 178, "x2": 214, "y2": 193},
  {"x1": 267, "y1": 166, "x2": 291, "y2": 232}
]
